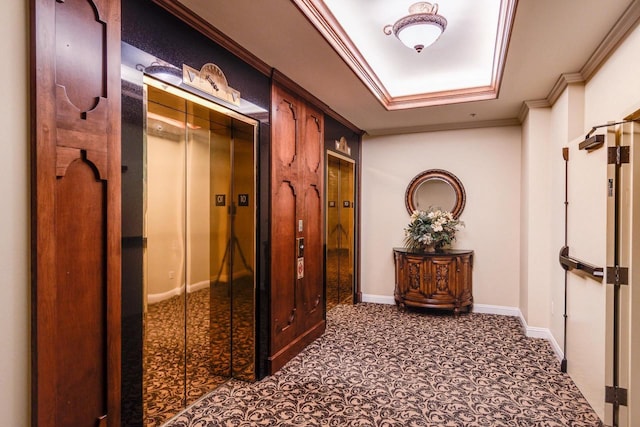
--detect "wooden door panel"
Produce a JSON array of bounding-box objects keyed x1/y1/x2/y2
[
  {"x1": 55, "y1": 0, "x2": 106, "y2": 113},
  {"x1": 55, "y1": 159, "x2": 107, "y2": 426},
  {"x1": 303, "y1": 110, "x2": 322, "y2": 176},
  {"x1": 271, "y1": 181, "x2": 298, "y2": 351},
  {"x1": 32, "y1": 0, "x2": 121, "y2": 425},
  {"x1": 299, "y1": 184, "x2": 323, "y2": 330},
  {"x1": 429, "y1": 258, "x2": 457, "y2": 302},
  {"x1": 299, "y1": 104, "x2": 323, "y2": 331},
  {"x1": 272, "y1": 89, "x2": 298, "y2": 169},
  {"x1": 404, "y1": 257, "x2": 425, "y2": 301}
]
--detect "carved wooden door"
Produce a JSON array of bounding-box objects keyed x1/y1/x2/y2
[
  {"x1": 32, "y1": 0, "x2": 121, "y2": 426},
  {"x1": 404, "y1": 255, "x2": 426, "y2": 301},
  {"x1": 270, "y1": 83, "x2": 325, "y2": 373},
  {"x1": 426, "y1": 257, "x2": 457, "y2": 303}
]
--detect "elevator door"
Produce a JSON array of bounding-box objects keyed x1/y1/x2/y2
[
  {"x1": 143, "y1": 79, "x2": 256, "y2": 426},
  {"x1": 326, "y1": 153, "x2": 355, "y2": 310}
]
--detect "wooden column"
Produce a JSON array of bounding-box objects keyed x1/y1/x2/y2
[{"x1": 31, "y1": 0, "x2": 121, "y2": 426}]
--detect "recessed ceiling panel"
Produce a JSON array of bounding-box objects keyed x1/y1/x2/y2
[{"x1": 294, "y1": 0, "x2": 517, "y2": 109}]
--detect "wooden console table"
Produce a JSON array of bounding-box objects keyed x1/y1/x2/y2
[{"x1": 393, "y1": 248, "x2": 473, "y2": 314}]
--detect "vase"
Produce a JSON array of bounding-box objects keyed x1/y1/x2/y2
[{"x1": 422, "y1": 244, "x2": 435, "y2": 253}]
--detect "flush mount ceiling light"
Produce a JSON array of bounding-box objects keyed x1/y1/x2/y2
[{"x1": 383, "y1": 2, "x2": 447, "y2": 53}]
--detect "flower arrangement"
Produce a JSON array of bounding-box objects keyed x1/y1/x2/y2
[{"x1": 403, "y1": 207, "x2": 464, "y2": 251}]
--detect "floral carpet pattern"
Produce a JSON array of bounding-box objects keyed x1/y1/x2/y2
[{"x1": 164, "y1": 303, "x2": 602, "y2": 426}]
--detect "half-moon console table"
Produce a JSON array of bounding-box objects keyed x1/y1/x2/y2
[{"x1": 393, "y1": 248, "x2": 473, "y2": 315}]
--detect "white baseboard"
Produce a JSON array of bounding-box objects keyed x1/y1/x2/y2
[
  {"x1": 359, "y1": 296, "x2": 564, "y2": 361},
  {"x1": 148, "y1": 286, "x2": 184, "y2": 304},
  {"x1": 361, "y1": 294, "x2": 396, "y2": 305},
  {"x1": 187, "y1": 280, "x2": 210, "y2": 293},
  {"x1": 148, "y1": 279, "x2": 214, "y2": 304},
  {"x1": 517, "y1": 310, "x2": 564, "y2": 361},
  {"x1": 471, "y1": 303, "x2": 521, "y2": 317}
]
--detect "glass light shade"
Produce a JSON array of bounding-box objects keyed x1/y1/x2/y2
[{"x1": 397, "y1": 23, "x2": 443, "y2": 52}]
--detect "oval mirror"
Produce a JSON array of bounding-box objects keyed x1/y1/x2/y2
[{"x1": 405, "y1": 169, "x2": 466, "y2": 218}]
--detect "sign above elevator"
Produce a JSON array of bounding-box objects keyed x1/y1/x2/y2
[
  {"x1": 335, "y1": 136, "x2": 352, "y2": 156},
  {"x1": 182, "y1": 63, "x2": 241, "y2": 107}
]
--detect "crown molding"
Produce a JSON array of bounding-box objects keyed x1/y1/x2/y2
[
  {"x1": 518, "y1": 99, "x2": 551, "y2": 123},
  {"x1": 366, "y1": 118, "x2": 521, "y2": 137},
  {"x1": 580, "y1": 0, "x2": 640, "y2": 80},
  {"x1": 519, "y1": 0, "x2": 640, "y2": 123},
  {"x1": 546, "y1": 73, "x2": 585, "y2": 106},
  {"x1": 291, "y1": 0, "x2": 389, "y2": 106}
]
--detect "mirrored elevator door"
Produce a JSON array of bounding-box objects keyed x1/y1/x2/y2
[
  {"x1": 144, "y1": 96, "x2": 187, "y2": 425},
  {"x1": 143, "y1": 80, "x2": 256, "y2": 426},
  {"x1": 326, "y1": 153, "x2": 355, "y2": 310}
]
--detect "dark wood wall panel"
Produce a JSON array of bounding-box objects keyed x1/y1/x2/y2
[
  {"x1": 299, "y1": 184, "x2": 323, "y2": 332},
  {"x1": 271, "y1": 182, "x2": 298, "y2": 351},
  {"x1": 55, "y1": 160, "x2": 107, "y2": 426},
  {"x1": 269, "y1": 83, "x2": 325, "y2": 374},
  {"x1": 32, "y1": 0, "x2": 121, "y2": 425},
  {"x1": 299, "y1": 106, "x2": 323, "y2": 333}
]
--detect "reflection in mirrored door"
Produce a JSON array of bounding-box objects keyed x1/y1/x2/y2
[
  {"x1": 326, "y1": 152, "x2": 355, "y2": 310},
  {"x1": 144, "y1": 96, "x2": 187, "y2": 424},
  {"x1": 143, "y1": 78, "x2": 256, "y2": 426}
]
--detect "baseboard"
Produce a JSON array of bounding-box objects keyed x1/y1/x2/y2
[
  {"x1": 147, "y1": 270, "x2": 252, "y2": 304},
  {"x1": 360, "y1": 296, "x2": 564, "y2": 361},
  {"x1": 187, "y1": 280, "x2": 209, "y2": 293},
  {"x1": 148, "y1": 279, "x2": 211, "y2": 304},
  {"x1": 361, "y1": 294, "x2": 396, "y2": 305},
  {"x1": 147, "y1": 286, "x2": 184, "y2": 304},
  {"x1": 516, "y1": 310, "x2": 564, "y2": 361},
  {"x1": 471, "y1": 303, "x2": 521, "y2": 317}
]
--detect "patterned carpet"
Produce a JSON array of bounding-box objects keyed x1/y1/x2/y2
[
  {"x1": 326, "y1": 248, "x2": 354, "y2": 310},
  {"x1": 145, "y1": 288, "x2": 228, "y2": 426},
  {"x1": 144, "y1": 277, "x2": 256, "y2": 426},
  {"x1": 163, "y1": 303, "x2": 602, "y2": 426}
]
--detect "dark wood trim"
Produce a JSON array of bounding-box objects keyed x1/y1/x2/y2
[
  {"x1": 107, "y1": 2, "x2": 123, "y2": 423},
  {"x1": 31, "y1": 0, "x2": 56, "y2": 423},
  {"x1": 150, "y1": 0, "x2": 272, "y2": 76}
]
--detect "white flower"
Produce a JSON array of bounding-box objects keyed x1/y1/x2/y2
[{"x1": 403, "y1": 207, "x2": 463, "y2": 251}]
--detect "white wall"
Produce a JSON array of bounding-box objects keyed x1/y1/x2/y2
[
  {"x1": 520, "y1": 107, "x2": 552, "y2": 326},
  {"x1": 520, "y1": 23, "x2": 640, "y2": 422},
  {"x1": 361, "y1": 127, "x2": 522, "y2": 308},
  {"x1": 146, "y1": 128, "x2": 187, "y2": 298},
  {"x1": 0, "y1": 0, "x2": 29, "y2": 424}
]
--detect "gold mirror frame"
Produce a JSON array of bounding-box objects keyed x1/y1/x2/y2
[{"x1": 405, "y1": 169, "x2": 466, "y2": 219}]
